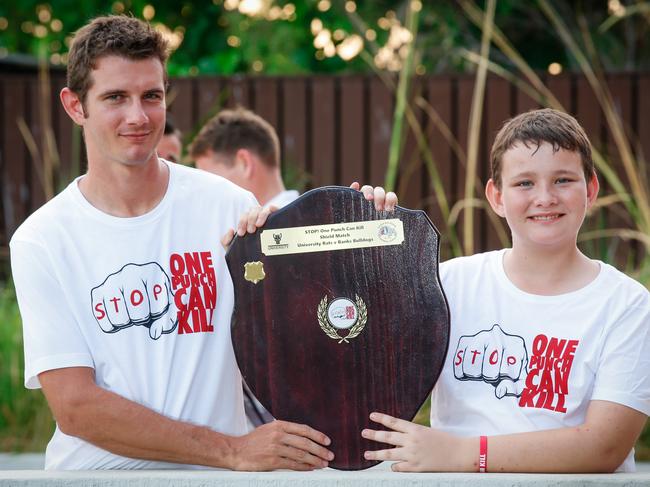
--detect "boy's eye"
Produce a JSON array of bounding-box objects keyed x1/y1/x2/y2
[
  {"x1": 516, "y1": 180, "x2": 533, "y2": 188},
  {"x1": 555, "y1": 177, "x2": 572, "y2": 184}
]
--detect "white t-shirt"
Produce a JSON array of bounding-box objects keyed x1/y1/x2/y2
[
  {"x1": 10, "y1": 161, "x2": 258, "y2": 469},
  {"x1": 265, "y1": 189, "x2": 299, "y2": 209},
  {"x1": 431, "y1": 249, "x2": 650, "y2": 472}
]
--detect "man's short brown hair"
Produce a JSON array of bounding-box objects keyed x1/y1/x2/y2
[
  {"x1": 189, "y1": 108, "x2": 280, "y2": 168},
  {"x1": 490, "y1": 108, "x2": 594, "y2": 188},
  {"x1": 67, "y1": 15, "x2": 169, "y2": 106}
]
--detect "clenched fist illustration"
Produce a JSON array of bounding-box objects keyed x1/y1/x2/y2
[
  {"x1": 91, "y1": 262, "x2": 178, "y2": 340},
  {"x1": 453, "y1": 324, "x2": 528, "y2": 398}
]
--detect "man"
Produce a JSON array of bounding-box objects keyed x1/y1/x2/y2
[
  {"x1": 157, "y1": 116, "x2": 182, "y2": 162},
  {"x1": 10, "y1": 15, "x2": 338, "y2": 471},
  {"x1": 189, "y1": 108, "x2": 299, "y2": 208}
]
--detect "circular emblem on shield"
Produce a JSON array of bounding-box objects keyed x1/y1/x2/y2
[
  {"x1": 317, "y1": 294, "x2": 367, "y2": 344},
  {"x1": 378, "y1": 222, "x2": 397, "y2": 242},
  {"x1": 327, "y1": 298, "x2": 358, "y2": 330}
]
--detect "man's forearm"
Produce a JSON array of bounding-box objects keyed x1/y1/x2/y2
[{"x1": 57, "y1": 382, "x2": 237, "y2": 468}]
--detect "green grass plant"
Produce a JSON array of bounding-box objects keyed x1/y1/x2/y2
[{"x1": 0, "y1": 281, "x2": 53, "y2": 452}]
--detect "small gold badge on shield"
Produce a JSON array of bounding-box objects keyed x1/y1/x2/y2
[{"x1": 244, "y1": 261, "x2": 265, "y2": 284}]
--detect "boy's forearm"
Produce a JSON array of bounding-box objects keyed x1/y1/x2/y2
[{"x1": 460, "y1": 402, "x2": 645, "y2": 473}]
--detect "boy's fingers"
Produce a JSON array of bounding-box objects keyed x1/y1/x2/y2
[
  {"x1": 369, "y1": 412, "x2": 413, "y2": 433},
  {"x1": 385, "y1": 191, "x2": 398, "y2": 211},
  {"x1": 373, "y1": 187, "x2": 386, "y2": 211},
  {"x1": 361, "y1": 428, "x2": 405, "y2": 447}
]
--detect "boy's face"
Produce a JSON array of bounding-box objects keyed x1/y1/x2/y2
[
  {"x1": 486, "y1": 141, "x2": 598, "y2": 252},
  {"x1": 64, "y1": 55, "x2": 166, "y2": 170}
]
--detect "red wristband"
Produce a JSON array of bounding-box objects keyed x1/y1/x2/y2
[{"x1": 479, "y1": 435, "x2": 488, "y2": 473}]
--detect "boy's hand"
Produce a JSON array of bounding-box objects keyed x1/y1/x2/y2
[
  {"x1": 350, "y1": 182, "x2": 398, "y2": 211},
  {"x1": 362, "y1": 412, "x2": 474, "y2": 472}
]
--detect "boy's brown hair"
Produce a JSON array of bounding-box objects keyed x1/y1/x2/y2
[
  {"x1": 67, "y1": 15, "x2": 169, "y2": 108},
  {"x1": 490, "y1": 108, "x2": 594, "y2": 188},
  {"x1": 189, "y1": 108, "x2": 280, "y2": 168}
]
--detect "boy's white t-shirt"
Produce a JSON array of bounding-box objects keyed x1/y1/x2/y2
[
  {"x1": 10, "y1": 162, "x2": 258, "y2": 469},
  {"x1": 432, "y1": 250, "x2": 650, "y2": 472}
]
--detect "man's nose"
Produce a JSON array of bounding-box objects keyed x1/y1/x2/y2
[{"x1": 125, "y1": 99, "x2": 149, "y2": 125}]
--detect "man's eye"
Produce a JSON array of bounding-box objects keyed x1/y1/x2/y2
[
  {"x1": 145, "y1": 93, "x2": 162, "y2": 100},
  {"x1": 106, "y1": 94, "x2": 123, "y2": 101}
]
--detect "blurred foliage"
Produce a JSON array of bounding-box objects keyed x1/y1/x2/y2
[
  {"x1": 1, "y1": 1, "x2": 649, "y2": 76},
  {"x1": 0, "y1": 283, "x2": 54, "y2": 452}
]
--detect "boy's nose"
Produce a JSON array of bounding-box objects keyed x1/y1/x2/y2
[{"x1": 534, "y1": 185, "x2": 558, "y2": 206}]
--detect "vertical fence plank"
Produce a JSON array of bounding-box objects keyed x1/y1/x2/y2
[
  {"x1": 3, "y1": 78, "x2": 29, "y2": 240},
  {"x1": 368, "y1": 77, "x2": 392, "y2": 187},
  {"x1": 195, "y1": 77, "x2": 224, "y2": 127},
  {"x1": 281, "y1": 78, "x2": 308, "y2": 187},
  {"x1": 310, "y1": 77, "x2": 336, "y2": 188},
  {"x1": 339, "y1": 77, "x2": 365, "y2": 185},
  {"x1": 398, "y1": 76, "x2": 425, "y2": 211},
  {"x1": 546, "y1": 74, "x2": 572, "y2": 112},
  {"x1": 168, "y1": 78, "x2": 195, "y2": 135},
  {"x1": 639, "y1": 74, "x2": 650, "y2": 204},
  {"x1": 253, "y1": 78, "x2": 279, "y2": 132},
  {"x1": 484, "y1": 76, "x2": 512, "y2": 252}
]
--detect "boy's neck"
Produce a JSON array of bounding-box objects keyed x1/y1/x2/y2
[{"x1": 503, "y1": 245, "x2": 600, "y2": 296}]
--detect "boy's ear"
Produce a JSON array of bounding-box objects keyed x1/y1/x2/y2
[
  {"x1": 485, "y1": 178, "x2": 506, "y2": 218},
  {"x1": 586, "y1": 171, "x2": 599, "y2": 209},
  {"x1": 60, "y1": 88, "x2": 86, "y2": 125}
]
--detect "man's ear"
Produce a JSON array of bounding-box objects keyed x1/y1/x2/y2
[
  {"x1": 485, "y1": 178, "x2": 506, "y2": 218},
  {"x1": 235, "y1": 148, "x2": 255, "y2": 180},
  {"x1": 586, "y1": 171, "x2": 599, "y2": 209},
  {"x1": 60, "y1": 88, "x2": 86, "y2": 125}
]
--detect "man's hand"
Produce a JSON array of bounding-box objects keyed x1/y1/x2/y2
[
  {"x1": 228, "y1": 420, "x2": 334, "y2": 471},
  {"x1": 454, "y1": 324, "x2": 528, "y2": 398},
  {"x1": 221, "y1": 184, "x2": 398, "y2": 247},
  {"x1": 362, "y1": 412, "x2": 473, "y2": 472}
]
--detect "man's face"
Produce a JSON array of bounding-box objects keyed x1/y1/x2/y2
[
  {"x1": 157, "y1": 133, "x2": 182, "y2": 162},
  {"x1": 79, "y1": 55, "x2": 166, "y2": 169},
  {"x1": 487, "y1": 141, "x2": 598, "y2": 252},
  {"x1": 195, "y1": 150, "x2": 250, "y2": 191}
]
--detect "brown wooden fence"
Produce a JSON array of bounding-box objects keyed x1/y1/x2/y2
[{"x1": 1, "y1": 71, "x2": 649, "y2": 267}]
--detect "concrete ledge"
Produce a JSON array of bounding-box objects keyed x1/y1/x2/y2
[{"x1": 2, "y1": 465, "x2": 650, "y2": 487}]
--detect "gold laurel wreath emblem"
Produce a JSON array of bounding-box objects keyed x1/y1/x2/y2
[{"x1": 317, "y1": 295, "x2": 367, "y2": 344}]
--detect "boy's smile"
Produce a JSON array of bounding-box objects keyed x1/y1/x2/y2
[{"x1": 486, "y1": 141, "x2": 599, "y2": 252}]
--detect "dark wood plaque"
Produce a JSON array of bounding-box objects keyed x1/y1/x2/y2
[{"x1": 226, "y1": 186, "x2": 450, "y2": 470}]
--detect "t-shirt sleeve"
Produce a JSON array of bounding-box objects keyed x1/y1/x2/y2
[
  {"x1": 10, "y1": 237, "x2": 94, "y2": 389},
  {"x1": 591, "y1": 296, "x2": 650, "y2": 415}
]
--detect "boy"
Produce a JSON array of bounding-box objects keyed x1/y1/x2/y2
[{"x1": 361, "y1": 108, "x2": 650, "y2": 473}]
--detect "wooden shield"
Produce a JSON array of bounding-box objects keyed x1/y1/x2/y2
[{"x1": 226, "y1": 186, "x2": 450, "y2": 470}]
